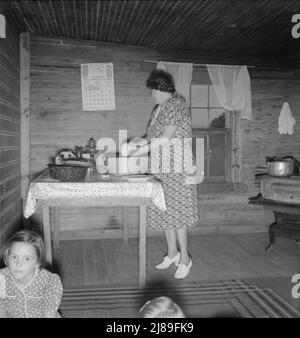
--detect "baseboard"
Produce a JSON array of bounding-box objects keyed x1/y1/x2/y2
[{"x1": 146, "y1": 224, "x2": 268, "y2": 237}]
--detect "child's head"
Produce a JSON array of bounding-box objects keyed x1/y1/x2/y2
[
  {"x1": 3, "y1": 230, "x2": 45, "y2": 282},
  {"x1": 139, "y1": 296, "x2": 185, "y2": 318}
]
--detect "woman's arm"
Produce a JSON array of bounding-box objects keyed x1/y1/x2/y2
[{"x1": 128, "y1": 125, "x2": 177, "y2": 157}]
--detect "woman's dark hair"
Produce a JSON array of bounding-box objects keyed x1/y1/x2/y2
[
  {"x1": 3, "y1": 230, "x2": 45, "y2": 268},
  {"x1": 146, "y1": 69, "x2": 176, "y2": 94}
]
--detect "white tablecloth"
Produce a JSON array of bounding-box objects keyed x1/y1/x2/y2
[{"x1": 23, "y1": 172, "x2": 166, "y2": 218}]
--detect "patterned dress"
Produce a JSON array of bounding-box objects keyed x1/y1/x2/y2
[
  {"x1": 0, "y1": 267, "x2": 63, "y2": 318},
  {"x1": 146, "y1": 93, "x2": 199, "y2": 230}
]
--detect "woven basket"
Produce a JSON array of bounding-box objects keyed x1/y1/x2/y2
[{"x1": 48, "y1": 164, "x2": 88, "y2": 182}]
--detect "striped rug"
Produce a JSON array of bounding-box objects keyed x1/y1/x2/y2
[{"x1": 59, "y1": 279, "x2": 300, "y2": 318}]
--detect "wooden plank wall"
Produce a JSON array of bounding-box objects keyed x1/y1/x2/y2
[
  {"x1": 0, "y1": 15, "x2": 21, "y2": 250},
  {"x1": 20, "y1": 33, "x2": 30, "y2": 205},
  {"x1": 29, "y1": 36, "x2": 300, "y2": 239}
]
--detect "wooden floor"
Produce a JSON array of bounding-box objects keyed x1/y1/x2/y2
[{"x1": 53, "y1": 232, "x2": 300, "y2": 291}]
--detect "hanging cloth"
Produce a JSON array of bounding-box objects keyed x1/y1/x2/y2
[
  {"x1": 207, "y1": 65, "x2": 252, "y2": 120},
  {"x1": 278, "y1": 102, "x2": 295, "y2": 135}
]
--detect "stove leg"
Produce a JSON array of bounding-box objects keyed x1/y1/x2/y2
[{"x1": 265, "y1": 222, "x2": 276, "y2": 252}]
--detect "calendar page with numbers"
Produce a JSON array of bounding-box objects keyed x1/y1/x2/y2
[{"x1": 81, "y1": 63, "x2": 116, "y2": 111}]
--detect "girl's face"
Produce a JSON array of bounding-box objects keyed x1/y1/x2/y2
[
  {"x1": 7, "y1": 242, "x2": 38, "y2": 285},
  {"x1": 151, "y1": 89, "x2": 171, "y2": 105}
]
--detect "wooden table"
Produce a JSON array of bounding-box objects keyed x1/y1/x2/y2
[
  {"x1": 249, "y1": 195, "x2": 300, "y2": 251},
  {"x1": 24, "y1": 171, "x2": 166, "y2": 289}
]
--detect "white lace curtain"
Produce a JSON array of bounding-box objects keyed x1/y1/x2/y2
[
  {"x1": 156, "y1": 61, "x2": 193, "y2": 102},
  {"x1": 206, "y1": 65, "x2": 252, "y2": 120}
]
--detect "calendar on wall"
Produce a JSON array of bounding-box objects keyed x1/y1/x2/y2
[{"x1": 81, "y1": 63, "x2": 116, "y2": 111}]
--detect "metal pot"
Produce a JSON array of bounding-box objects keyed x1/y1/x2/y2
[{"x1": 267, "y1": 160, "x2": 294, "y2": 177}]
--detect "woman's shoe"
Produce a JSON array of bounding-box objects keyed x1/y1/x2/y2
[
  {"x1": 174, "y1": 258, "x2": 192, "y2": 279},
  {"x1": 155, "y1": 252, "x2": 180, "y2": 270}
]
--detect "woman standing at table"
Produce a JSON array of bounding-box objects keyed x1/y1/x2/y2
[{"x1": 125, "y1": 69, "x2": 200, "y2": 279}]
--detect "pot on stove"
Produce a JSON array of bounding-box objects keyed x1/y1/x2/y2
[{"x1": 266, "y1": 155, "x2": 299, "y2": 177}]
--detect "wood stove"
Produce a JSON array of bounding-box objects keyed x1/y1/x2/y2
[{"x1": 249, "y1": 176, "x2": 300, "y2": 251}]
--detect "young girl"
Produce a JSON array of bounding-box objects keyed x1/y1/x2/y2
[
  {"x1": 139, "y1": 296, "x2": 185, "y2": 318},
  {"x1": 0, "y1": 230, "x2": 63, "y2": 318}
]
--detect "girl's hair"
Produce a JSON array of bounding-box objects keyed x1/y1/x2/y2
[
  {"x1": 3, "y1": 230, "x2": 45, "y2": 268},
  {"x1": 139, "y1": 296, "x2": 185, "y2": 318},
  {"x1": 146, "y1": 70, "x2": 176, "y2": 94}
]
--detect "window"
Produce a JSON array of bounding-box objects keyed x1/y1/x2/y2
[{"x1": 190, "y1": 68, "x2": 242, "y2": 190}]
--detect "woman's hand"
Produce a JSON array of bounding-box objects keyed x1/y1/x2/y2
[
  {"x1": 128, "y1": 144, "x2": 138, "y2": 155},
  {"x1": 121, "y1": 138, "x2": 145, "y2": 157},
  {"x1": 128, "y1": 138, "x2": 149, "y2": 157}
]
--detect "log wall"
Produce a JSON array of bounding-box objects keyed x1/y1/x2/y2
[
  {"x1": 0, "y1": 16, "x2": 21, "y2": 251},
  {"x1": 29, "y1": 36, "x2": 300, "y2": 239}
]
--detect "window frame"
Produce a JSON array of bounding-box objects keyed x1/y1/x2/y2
[
  {"x1": 190, "y1": 84, "x2": 225, "y2": 128},
  {"x1": 192, "y1": 127, "x2": 231, "y2": 183},
  {"x1": 189, "y1": 68, "x2": 242, "y2": 189}
]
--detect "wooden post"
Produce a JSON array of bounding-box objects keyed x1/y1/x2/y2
[
  {"x1": 139, "y1": 205, "x2": 146, "y2": 289},
  {"x1": 20, "y1": 33, "x2": 30, "y2": 209},
  {"x1": 42, "y1": 206, "x2": 52, "y2": 264},
  {"x1": 53, "y1": 207, "x2": 60, "y2": 253},
  {"x1": 122, "y1": 206, "x2": 128, "y2": 241},
  {"x1": 230, "y1": 111, "x2": 242, "y2": 186}
]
